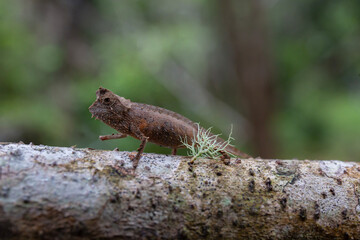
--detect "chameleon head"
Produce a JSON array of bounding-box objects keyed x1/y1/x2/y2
[{"x1": 89, "y1": 87, "x2": 132, "y2": 120}]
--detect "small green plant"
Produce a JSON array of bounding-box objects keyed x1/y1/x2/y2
[{"x1": 181, "y1": 123, "x2": 236, "y2": 162}]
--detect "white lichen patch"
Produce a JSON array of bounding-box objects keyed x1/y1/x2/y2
[
  {"x1": 133, "y1": 153, "x2": 184, "y2": 179},
  {"x1": 181, "y1": 123, "x2": 236, "y2": 162},
  {"x1": 1, "y1": 143, "x2": 86, "y2": 167},
  {"x1": 319, "y1": 160, "x2": 355, "y2": 178}
]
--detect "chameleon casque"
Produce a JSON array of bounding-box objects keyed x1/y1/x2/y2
[{"x1": 89, "y1": 87, "x2": 251, "y2": 171}]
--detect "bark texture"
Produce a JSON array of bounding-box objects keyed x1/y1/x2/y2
[{"x1": 0, "y1": 142, "x2": 360, "y2": 239}]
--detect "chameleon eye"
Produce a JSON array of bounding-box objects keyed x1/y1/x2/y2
[{"x1": 103, "y1": 98, "x2": 111, "y2": 104}]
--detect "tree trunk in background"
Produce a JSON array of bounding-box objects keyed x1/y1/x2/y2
[
  {"x1": 28, "y1": 0, "x2": 98, "y2": 76},
  {"x1": 1, "y1": 143, "x2": 360, "y2": 239},
  {"x1": 27, "y1": 0, "x2": 98, "y2": 129},
  {"x1": 217, "y1": 0, "x2": 276, "y2": 158}
]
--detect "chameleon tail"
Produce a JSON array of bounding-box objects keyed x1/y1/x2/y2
[{"x1": 225, "y1": 145, "x2": 252, "y2": 158}]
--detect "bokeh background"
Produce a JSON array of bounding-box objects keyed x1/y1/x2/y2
[{"x1": 1, "y1": 0, "x2": 359, "y2": 161}]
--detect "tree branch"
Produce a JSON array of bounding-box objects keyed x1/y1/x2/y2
[{"x1": 0, "y1": 142, "x2": 359, "y2": 239}]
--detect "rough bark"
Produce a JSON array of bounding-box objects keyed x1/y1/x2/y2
[{"x1": 0, "y1": 142, "x2": 359, "y2": 240}]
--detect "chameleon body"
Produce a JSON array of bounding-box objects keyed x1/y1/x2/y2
[{"x1": 89, "y1": 87, "x2": 251, "y2": 170}]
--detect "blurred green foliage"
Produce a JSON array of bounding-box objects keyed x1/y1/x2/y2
[
  {"x1": 0, "y1": 0, "x2": 359, "y2": 161},
  {"x1": 270, "y1": 0, "x2": 360, "y2": 161}
]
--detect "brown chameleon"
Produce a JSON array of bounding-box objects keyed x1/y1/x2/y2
[{"x1": 89, "y1": 87, "x2": 251, "y2": 171}]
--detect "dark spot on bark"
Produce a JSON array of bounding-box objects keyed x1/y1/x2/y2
[
  {"x1": 22, "y1": 196, "x2": 31, "y2": 204},
  {"x1": 330, "y1": 188, "x2": 335, "y2": 196},
  {"x1": 276, "y1": 160, "x2": 283, "y2": 165},
  {"x1": 290, "y1": 174, "x2": 300, "y2": 184},
  {"x1": 314, "y1": 202, "x2": 320, "y2": 220},
  {"x1": 299, "y1": 206, "x2": 307, "y2": 221},
  {"x1": 232, "y1": 220, "x2": 238, "y2": 227},
  {"x1": 192, "y1": 172, "x2": 197, "y2": 178},
  {"x1": 151, "y1": 199, "x2": 157, "y2": 209},
  {"x1": 336, "y1": 178, "x2": 342, "y2": 185},
  {"x1": 214, "y1": 226, "x2": 221, "y2": 236},
  {"x1": 110, "y1": 194, "x2": 121, "y2": 203},
  {"x1": 135, "y1": 189, "x2": 141, "y2": 199},
  {"x1": 128, "y1": 205, "x2": 134, "y2": 211},
  {"x1": 216, "y1": 172, "x2": 222, "y2": 176},
  {"x1": 222, "y1": 158, "x2": 230, "y2": 165},
  {"x1": 321, "y1": 192, "x2": 327, "y2": 199},
  {"x1": 168, "y1": 185, "x2": 173, "y2": 194},
  {"x1": 248, "y1": 179, "x2": 255, "y2": 193},
  {"x1": 216, "y1": 210, "x2": 223, "y2": 218},
  {"x1": 341, "y1": 209, "x2": 348, "y2": 220},
  {"x1": 265, "y1": 178, "x2": 273, "y2": 191},
  {"x1": 10, "y1": 149, "x2": 21, "y2": 157},
  {"x1": 201, "y1": 225, "x2": 209, "y2": 237},
  {"x1": 188, "y1": 166, "x2": 193, "y2": 172},
  {"x1": 280, "y1": 197, "x2": 287, "y2": 210},
  {"x1": 249, "y1": 168, "x2": 255, "y2": 176},
  {"x1": 177, "y1": 229, "x2": 188, "y2": 240},
  {"x1": 173, "y1": 206, "x2": 180, "y2": 213},
  {"x1": 249, "y1": 205, "x2": 258, "y2": 216},
  {"x1": 317, "y1": 168, "x2": 325, "y2": 176},
  {"x1": 189, "y1": 204, "x2": 195, "y2": 209},
  {"x1": 0, "y1": 187, "x2": 10, "y2": 198},
  {"x1": 343, "y1": 232, "x2": 350, "y2": 240},
  {"x1": 235, "y1": 159, "x2": 242, "y2": 164}
]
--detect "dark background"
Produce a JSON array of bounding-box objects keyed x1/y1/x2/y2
[{"x1": 1, "y1": 0, "x2": 359, "y2": 161}]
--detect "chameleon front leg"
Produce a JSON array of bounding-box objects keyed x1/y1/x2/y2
[
  {"x1": 127, "y1": 125, "x2": 149, "y2": 171},
  {"x1": 99, "y1": 133, "x2": 127, "y2": 141},
  {"x1": 171, "y1": 148, "x2": 177, "y2": 155},
  {"x1": 132, "y1": 136, "x2": 148, "y2": 170}
]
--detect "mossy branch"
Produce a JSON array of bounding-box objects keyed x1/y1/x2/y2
[{"x1": 1, "y1": 142, "x2": 360, "y2": 239}]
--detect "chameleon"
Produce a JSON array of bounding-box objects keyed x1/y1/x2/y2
[{"x1": 89, "y1": 87, "x2": 251, "y2": 171}]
